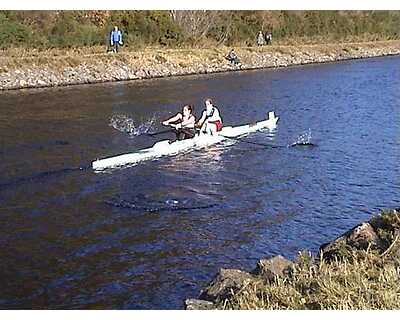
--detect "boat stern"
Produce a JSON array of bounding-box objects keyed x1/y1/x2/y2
[
  {"x1": 268, "y1": 111, "x2": 279, "y2": 127},
  {"x1": 268, "y1": 111, "x2": 276, "y2": 121}
]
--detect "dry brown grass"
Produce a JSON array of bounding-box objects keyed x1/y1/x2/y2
[
  {"x1": 218, "y1": 209, "x2": 400, "y2": 310},
  {"x1": 221, "y1": 253, "x2": 400, "y2": 309},
  {"x1": 0, "y1": 40, "x2": 398, "y2": 79},
  {"x1": 0, "y1": 40, "x2": 398, "y2": 65}
]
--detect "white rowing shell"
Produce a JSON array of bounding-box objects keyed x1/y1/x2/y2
[{"x1": 92, "y1": 111, "x2": 279, "y2": 170}]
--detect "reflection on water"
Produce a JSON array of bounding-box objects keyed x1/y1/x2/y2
[
  {"x1": 159, "y1": 144, "x2": 229, "y2": 173},
  {"x1": 0, "y1": 56, "x2": 399, "y2": 309}
]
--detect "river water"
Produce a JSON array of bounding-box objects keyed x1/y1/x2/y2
[{"x1": 0, "y1": 56, "x2": 399, "y2": 309}]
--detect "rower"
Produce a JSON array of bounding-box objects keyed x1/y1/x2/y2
[
  {"x1": 162, "y1": 105, "x2": 196, "y2": 140},
  {"x1": 196, "y1": 98, "x2": 223, "y2": 135}
]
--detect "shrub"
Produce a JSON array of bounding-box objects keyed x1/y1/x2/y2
[
  {"x1": 0, "y1": 13, "x2": 38, "y2": 48},
  {"x1": 49, "y1": 12, "x2": 103, "y2": 47},
  {"x1": 107, "y1": 10, "x2": 183, "y2": 47},
  {"x1": 1, "y1": 10, "x2": 399, "y2": 49}
]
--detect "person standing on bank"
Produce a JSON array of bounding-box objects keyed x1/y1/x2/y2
[
  {"x1": 265, "y1": 31, "x2": 272, "y2": 45},
  {"x1": 196, "y1": 98, "x2": 223, "y2": 136},
  {"x1": 257, "y1": 30, "x2": 265, "y2": 46},
  {"x1": 110, "y1": 26, "x2": 123, "y2": 53}
]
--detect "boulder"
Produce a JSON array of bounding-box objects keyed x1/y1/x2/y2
[
  {"x1": 199, "y1": 268, "x2": 255, "y2": 302},
  {"x1": 320, "y1": 222, "x2": 385, "y2": 261},
  {"x1": 184, "y1": 299, "x2": 215, "y2": 310},
  {"x1": 347, "y1": 222, "x2": 381, "y2": 249},
  {"x1": 252, "y1": 255, "x2": 293, "y2": 281}
]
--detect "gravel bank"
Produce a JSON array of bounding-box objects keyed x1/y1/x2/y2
[{"x1": 0, "y1": 41, "x2": 399, "y2": 90}]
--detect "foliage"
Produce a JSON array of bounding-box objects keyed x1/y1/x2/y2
[
  {"x1": 0, "y1": 12, "x2": 39, "y2": 48},
  {"x1": 49, "y1": 12, "x2": 103, "y2": 47},
  {"x1": 0, "y1": 10, "x2": 399, "y2": 49},
  {"x1": 108, "y1": 11, "x2": 183, "y2": 47}
]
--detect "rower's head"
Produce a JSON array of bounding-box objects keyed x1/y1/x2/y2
[
  {"x1": 182, "y1": 105, "x2": 193, "y2": 117},
  {"x1": 204, "y1": 98, "x2": 213, "y2": 113}
]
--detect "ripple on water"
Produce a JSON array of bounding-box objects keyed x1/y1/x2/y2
[{"x1": 0, "y1": 56, "x2": 399, "y2": 309}]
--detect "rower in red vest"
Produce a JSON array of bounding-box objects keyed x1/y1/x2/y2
[{"x1": 196, "y1": 98, "x2": 223, "y2": 135}]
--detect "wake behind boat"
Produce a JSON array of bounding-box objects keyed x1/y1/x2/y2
[{"x1": 92, "y1": 111, "x2": 279, "y2": 170}]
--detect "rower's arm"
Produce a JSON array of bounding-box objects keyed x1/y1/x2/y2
[
  {"x1": 196, "y1": 112, "x2": 206, "y2": 127},
  {"x1": 163, "y1": 113, "x2": 182, "y2": 125}
]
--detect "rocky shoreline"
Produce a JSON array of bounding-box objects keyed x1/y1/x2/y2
[
  {"x1": 185, "y1": 209, "x2": 400, "y2": 310},
  {"x1": 1, "y1": 41, "x2": 399, "y2": 91}
]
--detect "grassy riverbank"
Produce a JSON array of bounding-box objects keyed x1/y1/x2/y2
[
  {"x1": 186, "y1": 209, "x2": 400, "y2": 310},
  {"x1": 222, "y1": 248, "x2": 400, "y2": 309},
  {"x1": 1, "y1": 40, "x2": 399, "y2": 90},
  {"x1": 1, "y1": 40, "x2": 399, "y2": 70}
]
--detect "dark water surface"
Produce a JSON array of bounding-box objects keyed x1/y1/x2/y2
[{"x1": 0, "y1": 56, "x2": 399, "y2": 309}]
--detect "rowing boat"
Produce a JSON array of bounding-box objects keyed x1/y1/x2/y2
[
  {"x1": 92, "y1": 111, "x2": 279, "y2": 170},
  {"x1": 93, "y1": 111, "x2": 279, "y2": 170}
]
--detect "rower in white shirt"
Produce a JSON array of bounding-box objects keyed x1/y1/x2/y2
[{"x1": 196, "y1": 98, "x2": 223, "y2": 136}]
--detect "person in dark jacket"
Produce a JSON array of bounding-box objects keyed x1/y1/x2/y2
[
  {"x1": 225, "y1": 49, "x2": 240, "y2": 65},
  {"x1": 265, "y1": 31, "x2": 272, "y2": 45}
]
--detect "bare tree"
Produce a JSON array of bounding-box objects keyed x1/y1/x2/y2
[
  {"x1": 169, "y1": 10, "x2": 219, "y2": 39},
  {"x1": 169, "y1": 10, "x2": 177, "y2": 21}
]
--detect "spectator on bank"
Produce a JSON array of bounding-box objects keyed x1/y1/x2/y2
[
  {"x1": 109, "y1": 26, "x2": 123, "y2": 53},
  {"x1": 225, "y1": 49, "x2": 240, "y2": 65},
  {"x1": 257, "y1": 30, "x2": 265, "y2": 46},
  {"x1": 265, "y1": 32, "x2": 272, "y2": 45}
]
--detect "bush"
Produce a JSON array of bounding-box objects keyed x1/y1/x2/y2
[
  {"x1": 0, "y1": 13, "x2": 38, "y2": 48},
  {"x1": 0, "y1": 10, "x2": 399, "y2": 49},
  {"x1": 224, "y1": 11, "x2": 264, "y2": 46},
  {"x1": 49, "y1": 12, "x2": 103, "y2": 47},
  {"x1": 107, "y1": 10, "x2": 183, "y2": 47}
]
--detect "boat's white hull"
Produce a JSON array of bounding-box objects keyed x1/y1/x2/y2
[{"x1": 92, "y1": 111, "x2": 279, "y2": 170}]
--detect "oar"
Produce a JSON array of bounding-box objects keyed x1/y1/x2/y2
[
  {"x1": 146, "y1": 128, "x2": 174, "y2": 137},
  {"x1": 147, "y1": 125, "x2": 196, "y2": 139},
  {"x1": 147, "y1": 123, "x2": 180, "y2": 137},
  {"x1": 218, "y1": 134, "x2": 287, "y2": 149}
]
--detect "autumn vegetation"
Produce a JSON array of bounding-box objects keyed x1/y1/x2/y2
[{"x1": 0, "y1": 10, "x2": 399, "y2": 49}]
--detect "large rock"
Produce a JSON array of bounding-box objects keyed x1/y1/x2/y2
[
  {"x1": 199, "y1": 268, "x2": 255, "y2": 302},
  {"x1": 347, "y1": 222, "x2": 381, "y2": 249},
  {"x1": 184, "y1": 299, "x2": 215, "y2": 310},
  {"x1": 252, "y1": 255, "x2": 293, "y2": 281},
  {"x1": 320, "y1": 222, "x2": 384, "y2": 261}
]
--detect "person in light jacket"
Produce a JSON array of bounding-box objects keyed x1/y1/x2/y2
[
  {"x1": 110, "y1": 26, "x2": 123, "y2": 53},
  {"x1": 257, "y1": 30, "x2": 265, "y2": 46}
]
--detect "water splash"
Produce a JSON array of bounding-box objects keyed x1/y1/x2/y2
[
  {"x1": 109, "y1": 114, "x2": 157, "y2": 137},
  {"x1": 290, "y1": 128, "x2": 315, "y2": 147},
  {"x1": 165, "y1": 199, "x2": 179, "y2": 206}
]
